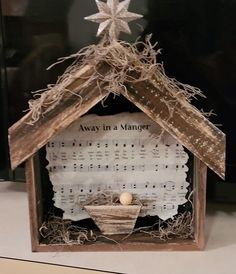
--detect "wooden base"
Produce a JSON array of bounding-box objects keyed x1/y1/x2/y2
[{"x1": 32, "y1": 240, "x2": 203, "y2": 252}]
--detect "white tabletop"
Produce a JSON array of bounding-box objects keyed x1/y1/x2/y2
[{"x1": 0, "y1": 181, "x2": 236, "y2": 274}]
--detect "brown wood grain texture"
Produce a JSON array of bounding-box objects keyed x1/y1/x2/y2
[
  {"x1": 25, "y1": 157, "x2": 42, "y2": 251},
  {"x1": 32, "y1": 240, "x2": 201, "y2": 252},
  {"x1": 122, "y1": 77, "x2": 225, "y2": 179},
  {"x1": 85, "y1": 205, "x2": 141, "y2": 235},
  {"x1": 9, "y1": 64, "x2": 110, "y2": 170},
  {"x1": 193, "y1": 158, "x2": 207, "y2": 250}
]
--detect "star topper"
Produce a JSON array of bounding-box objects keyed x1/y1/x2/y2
[{"x1": 85, "y1": 0, "x2": 143, "y2": 40}]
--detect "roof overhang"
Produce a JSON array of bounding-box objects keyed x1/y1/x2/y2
[{"x1": 9, "y1": 62, "x2": 225, "y2": 179}]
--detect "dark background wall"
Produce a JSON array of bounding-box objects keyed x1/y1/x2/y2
[{"x1": 0, "y1": 0, "x2": 235, "y2": 201}]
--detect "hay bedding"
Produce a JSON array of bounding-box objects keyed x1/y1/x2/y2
[
  {"x1": 39, "y1": 211, "x2": 194, "y2": 245},
  {"x1": 39, "y1": 192, "x2": 194, "y2": 245}
]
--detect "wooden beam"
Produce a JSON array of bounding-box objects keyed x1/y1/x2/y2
[
  {"x1": 25, "y1": 156, "x2": 41, "y2": 251},
  {"x1": 193, "y1": 158, "x2": 207, "y2": 250},
  {"x1": 30, "y1": 240, "x2": 201, "y2": 252},
  {"x1": 9, "y1": 63, "x2": 110, "y2": 169},
  {"x1": 123, "y1": 77, "x2": 225, "y2": 179}
]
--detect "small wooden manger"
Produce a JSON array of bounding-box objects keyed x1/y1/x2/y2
[
  {"x1": 83, "y1": 192, "x2": 141, "y2": 235},
  {"x1": 85, "y1": 205, "x2": 141, "y2": 235}
]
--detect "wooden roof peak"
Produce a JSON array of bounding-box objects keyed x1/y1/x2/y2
[{"x1": 8, "y1": 46, "x2": 225, "y2": 179}]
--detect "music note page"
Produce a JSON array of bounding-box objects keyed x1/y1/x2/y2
[{"x1": 46, "y1": 113, "x2": 189, "y2": 221}]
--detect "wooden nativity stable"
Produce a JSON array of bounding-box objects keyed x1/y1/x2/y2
[
  {"x1": 8, "y1": 60, "x2": 225, "y2": 252},
  {"x1": 8, "y1": 0, "x2": 225, "y2": 252}
]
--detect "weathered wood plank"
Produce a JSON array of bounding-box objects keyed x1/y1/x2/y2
[
  {"x1": 9, "y1": 63, "x2": 110, "y2": 169},
  {"x1": 85, "y1": 205, "x2": 141, "y2": 235},
  {"x1": 33, "y1": 238, "x2": 201, "y2": 252},
  {"x1": 193, "y1": 158, "x2": 207, "y2": 250},
  {"x1": 123, "y1": 78, "x2": 225, "y2": 179},
  {"x1": 25, "y1": 156, "x2": 42, "y2": 251}
]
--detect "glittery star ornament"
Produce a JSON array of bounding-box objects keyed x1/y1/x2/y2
[{"x1": 85, "y1": 0, "x2": 143, "y2": 40}]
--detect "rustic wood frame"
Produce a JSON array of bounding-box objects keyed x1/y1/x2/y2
[
  {"x1": 26, "y1": 154, "x2": 207, "y2": 252},
  {"x1": 7, "y1": 41, "x2": 223, "y2": 252}
]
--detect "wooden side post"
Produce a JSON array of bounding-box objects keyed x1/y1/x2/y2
[
  {"x1": 25, "y1": 156, "x2": 43, "y2": 251},
  {"x1": 193, "y1": 158, "x2": 207, "y2": 250}
]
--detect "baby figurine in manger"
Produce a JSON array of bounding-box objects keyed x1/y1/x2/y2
[{"x1": 84, "y1": 191, "x2": 142, "y2": 236}]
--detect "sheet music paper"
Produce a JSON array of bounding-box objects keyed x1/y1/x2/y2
[{"x1": 46, "y1": 113, "x2": 189, "y2": 221}]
